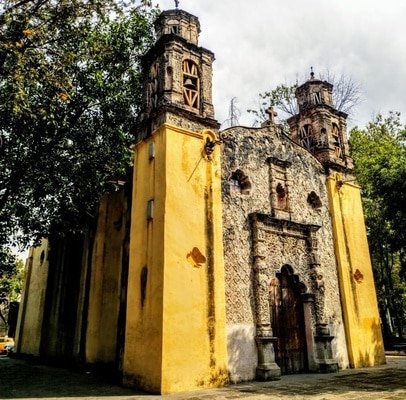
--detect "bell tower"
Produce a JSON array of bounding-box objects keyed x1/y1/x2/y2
[
  {"x1": 287, "y1": 71, "x2": 353, "y2": 171},
  {"x1": 123, "y1": 7, "x2": 228, "y2": 394},
  {"x1": 138, "y1": 8, "x2": 218, "y2": 140}
]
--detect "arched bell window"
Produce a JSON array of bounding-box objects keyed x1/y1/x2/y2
[
  {"x1": 299, "y1": 124, "x2": 315, "y2": 152},
  {"x1": 182, "y1": 59, "x2": 199, "y2": 109},
  {"x1": 332, "y1": 122, "x2": 343, "y2": 159},
  {"x1": 166, "y1": 19, "x2": 180, "y2": 35},
  {"x1": 148, "y1": 63, "x2": 159, "y2": 109}
]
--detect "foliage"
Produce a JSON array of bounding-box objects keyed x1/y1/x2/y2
[
  {"x1": 0, "y1": 241, "x2": 16, "y2": 277},
  {"x1": 248, "y1": 72, "x2": 361, "y2": 126},
  {"x1": 350, "y1": 112, "x2": 406, "y2": 338},
  {"x1": 0, "y1": 251, "x2": 23, "y2": 332},
  {"x1": 247, "y1": 84, "x2": 297, "y2": 127},
  {"x1": 322, "y1": 71, "x2": 362, "y2": 115},
  {"x1": 0, "y1": 0, "x2": 157, "y2": 250}
]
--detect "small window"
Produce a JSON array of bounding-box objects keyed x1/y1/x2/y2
[
  {"x1": 276, "y1": 183, "x2": 288, "y2": 209},
  {"x1": 40, "y1": 250, "x2": 45, "y2": 265},
  {"x1": 170, "y1": 24, "x2": 179, "y2": 34},
  {"x1": 230, "y1": 169, "x2": 251, "y2": 195},
  {"x1": 276, "y1": 183, "x2": 286, "y2": 200},
  {"x1": 307, "y1": 191, "x2": 322, "y2": 210},
  {"x1": 140, "y1": 267, "x2": 148, "y2": 307}
]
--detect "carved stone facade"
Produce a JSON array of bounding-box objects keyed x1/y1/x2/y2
[{"x1": 221, "y1": 126, "x2": 349, "y2": 382}]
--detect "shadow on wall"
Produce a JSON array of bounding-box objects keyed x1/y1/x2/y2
[
  {"x1": 227, "y1": 324, "x2": 257, "y2": 383},
  {"x1": 355, "y1": 318, "x2": 386, "y2": 368}
]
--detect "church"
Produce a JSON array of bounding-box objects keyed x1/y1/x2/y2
[{"x1": 15, "y1": 7, "x2": 386, "y2": 394}]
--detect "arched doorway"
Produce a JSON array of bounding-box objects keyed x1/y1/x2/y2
[{"x1": 269, "y1": 265, "x2": 308, "y2": 374}]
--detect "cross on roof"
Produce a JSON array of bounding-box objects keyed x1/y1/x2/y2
[
  {"x1": 265, "y1": 107, "x2": 278, "y2": 125},
  {"x1": 175, "y1": 0, "x2": 179, "y2": 8}
]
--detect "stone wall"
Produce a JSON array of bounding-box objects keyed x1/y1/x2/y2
[{"x1": 221, "y1": 125, "x2": 349, "y2": 382}]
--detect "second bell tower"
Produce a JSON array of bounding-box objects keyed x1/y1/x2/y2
[{"x1": 287, "y1": 73, "x2": 353, "y2": 171}]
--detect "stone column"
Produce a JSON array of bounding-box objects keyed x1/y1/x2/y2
[
  {"x1": 253, "y1": 256, "x2": 281, "y2": 380},
  {"x1": 252, "y1": 218, "x2": 281, "y2": 380},
  {"x1": 307, "y1": 230, "x2": 338, "y2": 373},
  {"x1": 301, "y1": 293, "x2": 317, "y2": 371}
]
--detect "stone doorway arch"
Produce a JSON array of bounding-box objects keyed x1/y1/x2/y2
[{"x1": 269, "y1": 265, "x2": 308, "y2": 374}]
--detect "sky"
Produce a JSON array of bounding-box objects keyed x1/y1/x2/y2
[{"x1": 158, "y1": 0, "x2": 406, "y2": 129}]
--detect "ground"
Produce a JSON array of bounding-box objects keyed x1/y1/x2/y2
[{"x1": 0, "y1": 355, "x2": 405, "y2": 399}]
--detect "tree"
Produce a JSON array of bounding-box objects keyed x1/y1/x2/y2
[
  {"x1": 349, "y1": 112, "x2": 406, "y2": 339},
  {"x1": 0, "y1": 250, "x2": 23, "y2": 335},
  {"x1": 247, "y1": 84, "x2": 297, "y2": 127},
  {"x1": 0, "y1": 0, "x2": 157, "y2": 250},
  {"x1": 248, "y1": 72, "x2": 362, "y2": 126},
  {"x1": 222, "y1": 97, "x2": 241, "y2": 128}
]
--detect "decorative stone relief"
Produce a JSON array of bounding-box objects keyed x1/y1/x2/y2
[
  {"x1": 267, "y1": 158, "x2": 291, "y2": 219},
  {"x1": 221, "y1": 125, "x2": 347, "y2": 378},
  {"x1": 251, "y1": 214, "x2": 322, "y2": 330}
]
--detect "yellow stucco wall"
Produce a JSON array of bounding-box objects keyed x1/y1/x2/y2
[
  {"x1": 123, "y1": 128, "x2": 166, "y2": 393},
  {"x1": 327, "y1": 173, "x2": 386, "y2": 368},
  {"x1": 86, "y1": 191, "x2": 127, "y2": 364},
  {"x1": 123, "y1": 124, "x2": 228, "y2": 394},
  {"x1": 15, "y1": 240, "x2": 49, "y2": 355},
  {"x1": 161, "y1": 127, "x2": 228, "y2": 393}
]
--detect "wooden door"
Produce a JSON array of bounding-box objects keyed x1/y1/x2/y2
[{"x1": 269, "y1": 267, "x2": 308, "y2": 374}]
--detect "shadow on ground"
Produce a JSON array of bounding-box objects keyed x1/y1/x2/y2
[
  {"x1": 1, "y1": 355, "x2": 406, "y2": 399},
  {"x1": 0, "y1": 356, "x2": 148, "y2": 399},
  {"x1": 228, "y1": 368, "x2": 406, "y2": 398}
]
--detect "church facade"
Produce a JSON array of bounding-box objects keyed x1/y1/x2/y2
[{"x1": 15, "y1": 8, "x2": 385, "y2": 394}]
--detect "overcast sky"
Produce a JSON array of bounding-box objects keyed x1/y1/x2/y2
[{"x1": 158, "y1": 0, "x2": 406, "y2": 129}]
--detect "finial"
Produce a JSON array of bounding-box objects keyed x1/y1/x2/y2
[
  {"x1": 174, "y1": 0, "x2": 179, "y2": 8},
  {"x1": 310, "y1": 66, "x2": 315, "y2": 80}
]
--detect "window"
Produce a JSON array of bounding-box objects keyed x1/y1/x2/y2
[
  {"x1": 332, "y1": 123, "x2": 343, "y2": 159},
  {"x1": 182, "y1": 59, "x2": 199, "y2": 109},
  {"x1": 276, "y1": 183, "x2": 288, "y2": 209},
  {"x1": 311, "y1": 91, "x2": 322, "y2": 104},
  {"x1": 307, "y1": 191, "x2": 322, "y2": 210},
  {"x1": 267, "y1": 158, "x2": 291, "y2": 214},
  {"x1": 230, "y1": 169, "x2": 251, "y2": 195},
  {"x1": 299, "y1": 124, "x2": 315, "y2": 152},
  {"x1": 165, "y1": 20, "x2": 180, "y2": 35},
  {"x1": 148, "y1": 63, "x2": 159, "y2": 109}
]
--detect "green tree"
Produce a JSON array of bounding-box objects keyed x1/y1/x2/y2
[
  {"x1": 0, "y1": 250, "x2": 24, "y2": 334},
  {"x1": 247, "y1": 84, "x2": 297, "y2": 127},
  {"x1": 0, "y1": 0, "x2": 156, "y2": 250},
  {"x1": 349, "y1": 112, "x2": 406, "y2": 339}
]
